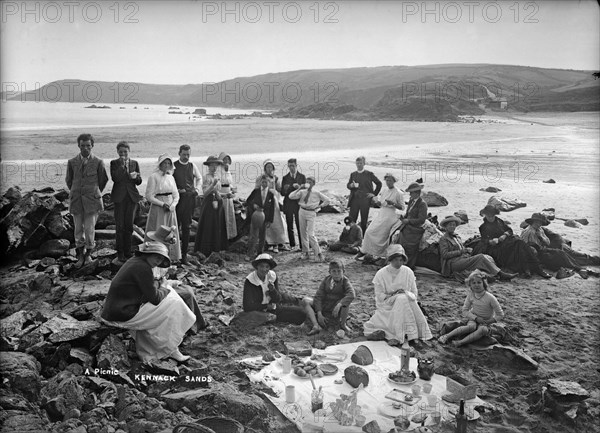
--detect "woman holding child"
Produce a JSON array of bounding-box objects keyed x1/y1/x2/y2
[{"x1": 363, "y1": 244, "x2": 432, "y2": 344}]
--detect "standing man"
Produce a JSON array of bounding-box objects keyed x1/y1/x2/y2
[
  {"x1": 347, "y1": 156, "x2": 382, "y2": 235},
  {"x1": 281, "y1": 158, "x2": 306, "y2": 251},
  {"x1": 173, "y1": 144, "x2": 202, "y2": 264},
  {"x1": 66, "y1": 133, "x2": 109, "y2": 267},
  {"x1": 110, "y1": 141, "x2": 142, "y2": 262}
]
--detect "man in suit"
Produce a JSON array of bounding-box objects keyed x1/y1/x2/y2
[
  {"x1": 110, "y1": 141, "x2": 142, "y2": 262},
  {"x1": 281, "y1": 158, "x2": 306, "y2": 251},
  {"x1": 66, "y1": 133, "x2": 109, "y2": 267},
  {"x1": 396, "y1": 182, "x2": 428, "y2": 269},
  {"x1": 347, "y1": 156, "x2": 382, "y2": 235},
  {"x1": 173, "y1": 144, "x2": 202, "y2": 264},
  {"x1": 245, "y1": 174, "x2": 276, "y2": 261}
]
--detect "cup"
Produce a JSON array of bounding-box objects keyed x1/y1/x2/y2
[
  {"x1": 282, "y1": 356, "x2": 291, "y2": 374},
  {"x1": 129, "y1": 171, "x2": 137, "y2": 179},
  {"x1": 411, "y1": 385, "x2": 421, "y2": 396},
  {"x1": 427, "y1": 395, "x2": 438, "y2": 407},
  {"x1": 422, "y1": 383, "x2": 433, "y2": 394},
  {"x1": 285, "y1": 385, "x2": 295, "y2": 403},
  {"x1": 431, "y1": 411, "x2": 442, "y2": 424}
]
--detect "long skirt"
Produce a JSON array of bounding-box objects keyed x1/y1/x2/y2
[
  {"x1": 194, "y1": 197, "x2": 228, "y2": 256},
  {"x1": 363, "y1": 294, "x2": 433, "y2": 343},
  {"x1": 484, "y1": 237, "x2": 537, "y2": 273},
  {"x1": 396, "y1": 224, "x2": 425, "y2": 269},
  {"x1": 222, "y1": 197, "x2": 237, "y2": 239},
  {"x1": 102, "y1": 287, "x2": 195, "y2": 362},
  {"x1": 144, "y1": 202, "x2": 181, "y2": 262},
  {"x1": 265, "y1": 200, "x2": 288, "y2": 245},
  {"x1": 449, "y1": 254, "x2": 500, "y2": 283},
  {"x1": 361, "y1": 207, "x2": 398, "y2": 257}
]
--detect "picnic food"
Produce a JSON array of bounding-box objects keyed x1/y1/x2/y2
[
  {"x1": 293, "y1": 360, "x2": 324, "y2": 378},
  {"x1": 350, "y1": 345, "x2": 374, "y2": 366},
  {"x1": 344, "y1": 365, "x2": 369, "y2": 388},
  {"x1": 389, "y1": 369, "x2": 417, "y2": 383},
  {"x1": 318, "y1": 363, "x2": 338, "y2": 375},
  {"x1": 262, "y1": 353, "x2": 275, "y2": 362}
]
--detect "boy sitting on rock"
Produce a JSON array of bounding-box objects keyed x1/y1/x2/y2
[{"x1": 302, "y1": 260, "x2": 356, "y2": 336}]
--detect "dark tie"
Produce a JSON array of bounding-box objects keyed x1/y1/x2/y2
[{"x1": 304, "y1": 187, "x2": 312, "y2": 204}]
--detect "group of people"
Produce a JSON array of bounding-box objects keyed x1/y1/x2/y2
[{"x1": 66, "y1": 134, "x2": 596, "y2": 365}]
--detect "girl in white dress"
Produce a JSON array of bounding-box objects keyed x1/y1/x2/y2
[{"x1": 363, "y1": 244, "x2": 432, "y2": 344}]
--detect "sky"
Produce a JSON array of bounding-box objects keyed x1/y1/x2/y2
[{"x1": 1, "y1": 0, "x2": 599, "y2": 88}]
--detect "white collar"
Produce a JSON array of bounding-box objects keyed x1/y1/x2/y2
[{"x1": 356, "y1": 169, "x2": 365, "y2": 174}]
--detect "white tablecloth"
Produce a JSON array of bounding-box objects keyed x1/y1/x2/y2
[{"x1": 245, "y1": 341, "x2": 486, "y2": 432}]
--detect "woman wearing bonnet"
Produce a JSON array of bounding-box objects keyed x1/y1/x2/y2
[{"x1": 144, "y1": 153, "x2": 181, "y2": 262}]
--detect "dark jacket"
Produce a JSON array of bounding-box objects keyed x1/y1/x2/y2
[
  {"x1": 110, "y1": 159, "x2": 142, "y2": 203},
  {"x1": 479, "y1": 217, "x2": 513, "y2": 249},
  {"x1": 242, "y1": 274, "x2": 297, "y2": 312},
  {"x1": 281, "y1": 171, "x2": 306, "y2": 213},
  {"x1": 313, "y1": 275, "x2": 355, "y2": 313},
  {"x1": 339, "y1": 224, "x2": 363, "y2": 247},
  {"x1": 66, "y1": 154, "x2": 109, "y2": 215},
  {"x1": 438, "y1": 232, "x2": 466, "y2": 277},
  {"x1": 246, "y1": 187, "x2": 276, "y2": 224},
  {"x1": 346, "y1": 170, "x2": 382, "y2": 208}
]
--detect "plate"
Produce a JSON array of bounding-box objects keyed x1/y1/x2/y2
[
  {"x1": 311, "y1": 350, "x2": 348, "y2": 363},
  {"x1": 291, "y1": 371, "x2": 322, "y2": 380},
  {"x1": 379, "y1": 401, "x2": 413, "y2": 418},
  {"x1": 448, "y1": 407, "x2": 481, "y2": 421},
  {"x1": 318, "y1": 363, "x2": 338, "y2": 375},
  {"x1": 387, "y1": 376, "x2": 418, "y2": 386}
]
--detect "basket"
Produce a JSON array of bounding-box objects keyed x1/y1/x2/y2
[
  {"x1": 446, "y1": 375, "x2": 478, "y2": 400},
  {"x1": 196, "y1": 416, "x2": 244, "y2": 433}
]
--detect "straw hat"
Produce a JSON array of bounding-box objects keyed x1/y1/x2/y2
[
  {"x1": 405, "y1": 182, "x2": 424, "y2": 193},
  {"x1": 479, "y1": 205, "x2": 500, "y2": 217},
  {"x1": 386, "y1": 244, "x2": 408, "y2": 262},
  {"x1": 525, "y1": 212, "x2": 550, "y2": 226},
  {"x1": 383, "y1": 173, "x2": 398, "y2": 183},
  {"x1": 135, "y1": 241, "x2": 171, "y2": 267},
  {"x1": 251, "y1": 253, "x2": 277, "y2": 269},
  {"x1": 203, "y1": 155, "x2": 223, "y2": 166},
  {"x1": 440, "y1": 215, "x2": 463, "y2": 228},
  {"x1": 218, "y1": 152, "x2": 231, "y2": 164},
  {"x1": 157, "y1": 153, "x2": 173, "y2": 168},
  {"x1": 147, "y1": 225, "x2": 177, "y2": 244}
]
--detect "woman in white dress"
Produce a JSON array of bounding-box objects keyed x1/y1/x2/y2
[
  {"x1": 218, "y1": 152, "x2": 237, "y2": 240},
  {"x1": 360, "y1": 173, "x2": 404, "y2": 258},
  {"x1": 363, "y1": 244, "x2": 433, "y2": 344},
  {"x1": 255, "y1": 159, "x2": 288, "y2": 253},
  {"x1": 144, "y1": 154, "x2": 181, "y2": 262}
]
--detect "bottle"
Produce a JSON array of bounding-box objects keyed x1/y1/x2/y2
[
  {"x1": 455, "y1": 399, "x2": 468, "y2": 433},
  {"x1": 400, "y1": 334, "x2": 410, "y2": 372}
]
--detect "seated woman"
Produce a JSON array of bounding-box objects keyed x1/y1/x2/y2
[
  {"x1": 242, "y1": 253, "x2": 306, "y2": 324},
  {"x1": 363, "y1": 245, "x2": 432, "y2": 345},
  {"x1": 328, "y1": 216, "x2": 363, "y2": 254},
  {"x1": 100, "y1": 241, "x2": 195, "y2": 363},
  {"x1": 520, "y1": 213, "x2": 590, "y2": 279},
  {"x1": 439, "y1": 215, "x2": 517, "y2": 283},
  {"x1": 478, "y1": 205, "x2": 551, "y2": 279}
]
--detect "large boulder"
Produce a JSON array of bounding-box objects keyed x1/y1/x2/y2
[
  {"x1": 487, "y1": 195, "x2": 527, "y2": 212},
  {"x1": 0, "y1": 352, "x2": 42, "y2": 402},
  {"x1": 60, "y1": 279, "x2": 111, "y2": 306},
  {"x1": 38, "y1": 239, "x2": 71, "y2": 258},
  {"x1": 38, "y1": 313, "x2": 101, "y2": 343},
  {"x1": 96, "y1": 334, "x2": 131, "y2": 371},
  {"x1": 421, "y1": 191, "x2": 448, "y2": 207}
]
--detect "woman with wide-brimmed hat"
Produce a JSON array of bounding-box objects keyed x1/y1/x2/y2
[
  {"x1": 520, "y1": 213, "x2": 591, "y2": 279},
  {"x1": 101, "y1": 241, "x2": 195, "y2": 363},
  {"x1": 255, "y1": 159, "x2": 289, "y2": 253},
  {"x1": 242, "y1": 253, "x2": 306, "y2": 324},
  {"x1": 194, "y1": 155, "x2": 228, "y2": 256},
  {"x1": 144, "y1": 154, "x2": 181, "y2": 262},
  {"x1": 392, "y1": 181, "x2": 428, "y2": 269},
  {"x1": 439, "y1": 215, "x2": 517, "y2": 283},
  {"x1": 363, "y1": 245, "x2": 432, "y2": 345},
  {"x1": 358, "y1": 173, "x2": 404, "y2": 260},
  {"x1": 478, "y1": 205, "x2": 551, "y2": 278},
  {"x1": 218, "y1": 152, "x2": 237, "y2": 240}
]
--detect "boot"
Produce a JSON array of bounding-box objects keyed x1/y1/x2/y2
[
  {"x1": 82, "y1": 249, "x2": 93, "y2": 266},
  {"x1": 497, "y1": 270, "x2": 518, "y2": 281},
  {"x1": 75, "y1": 247, "x2": 85, "y2": 268},
  {"x1": 532, "y1": 265, "x2": 552, "y2": 279}
]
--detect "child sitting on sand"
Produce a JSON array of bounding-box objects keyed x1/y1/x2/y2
[
  {"x1": 302, "y1": 260, "x2": 356, "y2": 336},
  {"x1": 438, "y1": 269, "x2": 504, "y2": 347}
]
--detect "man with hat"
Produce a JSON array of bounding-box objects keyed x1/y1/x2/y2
[
  {"x1": 174, "y1": 144, "x2": 202, "y2": 264},
  {"x1": 242, "y1": 253, "x2": 306, "y2": 324},
  {"x1": 521, "y1": 213, "x2": 591, "y2": 279},
  {"x1": 245, "y1": 174, "x2": 276, "y2": 261},
  {"x1": 394, "y1": 181, "x2": 428, "y2": 269},
  {"x1": 479, "y1": 205, "x2": 551, "y2": 278},
  {"x1": 347, "y1": 156, "x2": 382, "y2": 235},
  {"x1": 281, "y1": 158, "x2": 306, "y2": 251},
  {"x1": 439, "y1": 215, "x2": 517, "y2": 282},
  {"x1": 363, "y1": 244, "x2": 432, "y2": 344},
  {"x1": 66, "y1": 133, "x2": 109, "y2": 267},
  {"x1": 329, "y1": 216, "x2": 363, "y2": 254},
  {"x1": 101, "y1": 241, "x2": 195, "y2": 363}
]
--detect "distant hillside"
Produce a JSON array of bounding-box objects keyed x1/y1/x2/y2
[{"x1": 8, "y1": 64, "x2": 599, "y2": 121}]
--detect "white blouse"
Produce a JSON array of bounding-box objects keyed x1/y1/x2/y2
[{"x1": 145, "y1": 171, "x2": 180, "y2": 210}]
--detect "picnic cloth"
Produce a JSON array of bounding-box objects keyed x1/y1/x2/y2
[{"x1": 244, "y1": 341, "x2": 487, "y2": 432}]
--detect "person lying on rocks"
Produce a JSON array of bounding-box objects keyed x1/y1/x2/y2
[
  {"x1": 438, "y1": 270, "x2": 504, "y2": 347},
  {"x1": 520, "y1": 213, "x2": 597, "y2": 279},
  {"x1": 363, "y1": 244, "x2": 433, "y2": 346},
  {"x1": 100, "y1": 241, "x2": 194, "y2": 363},
  {"x1": 242, "y1": 253, "x2": 306, "y2": 324},
  {"x1": 302, "y1": 260, "x2": 356, "y2": 336},
  {"x1": 328, "y1": 216, "x2": 363, "y2": 254}
]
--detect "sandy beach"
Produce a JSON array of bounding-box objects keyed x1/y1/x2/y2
[{"x1": 1, "y1": 112, "x2": 599, "y2": 432}]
